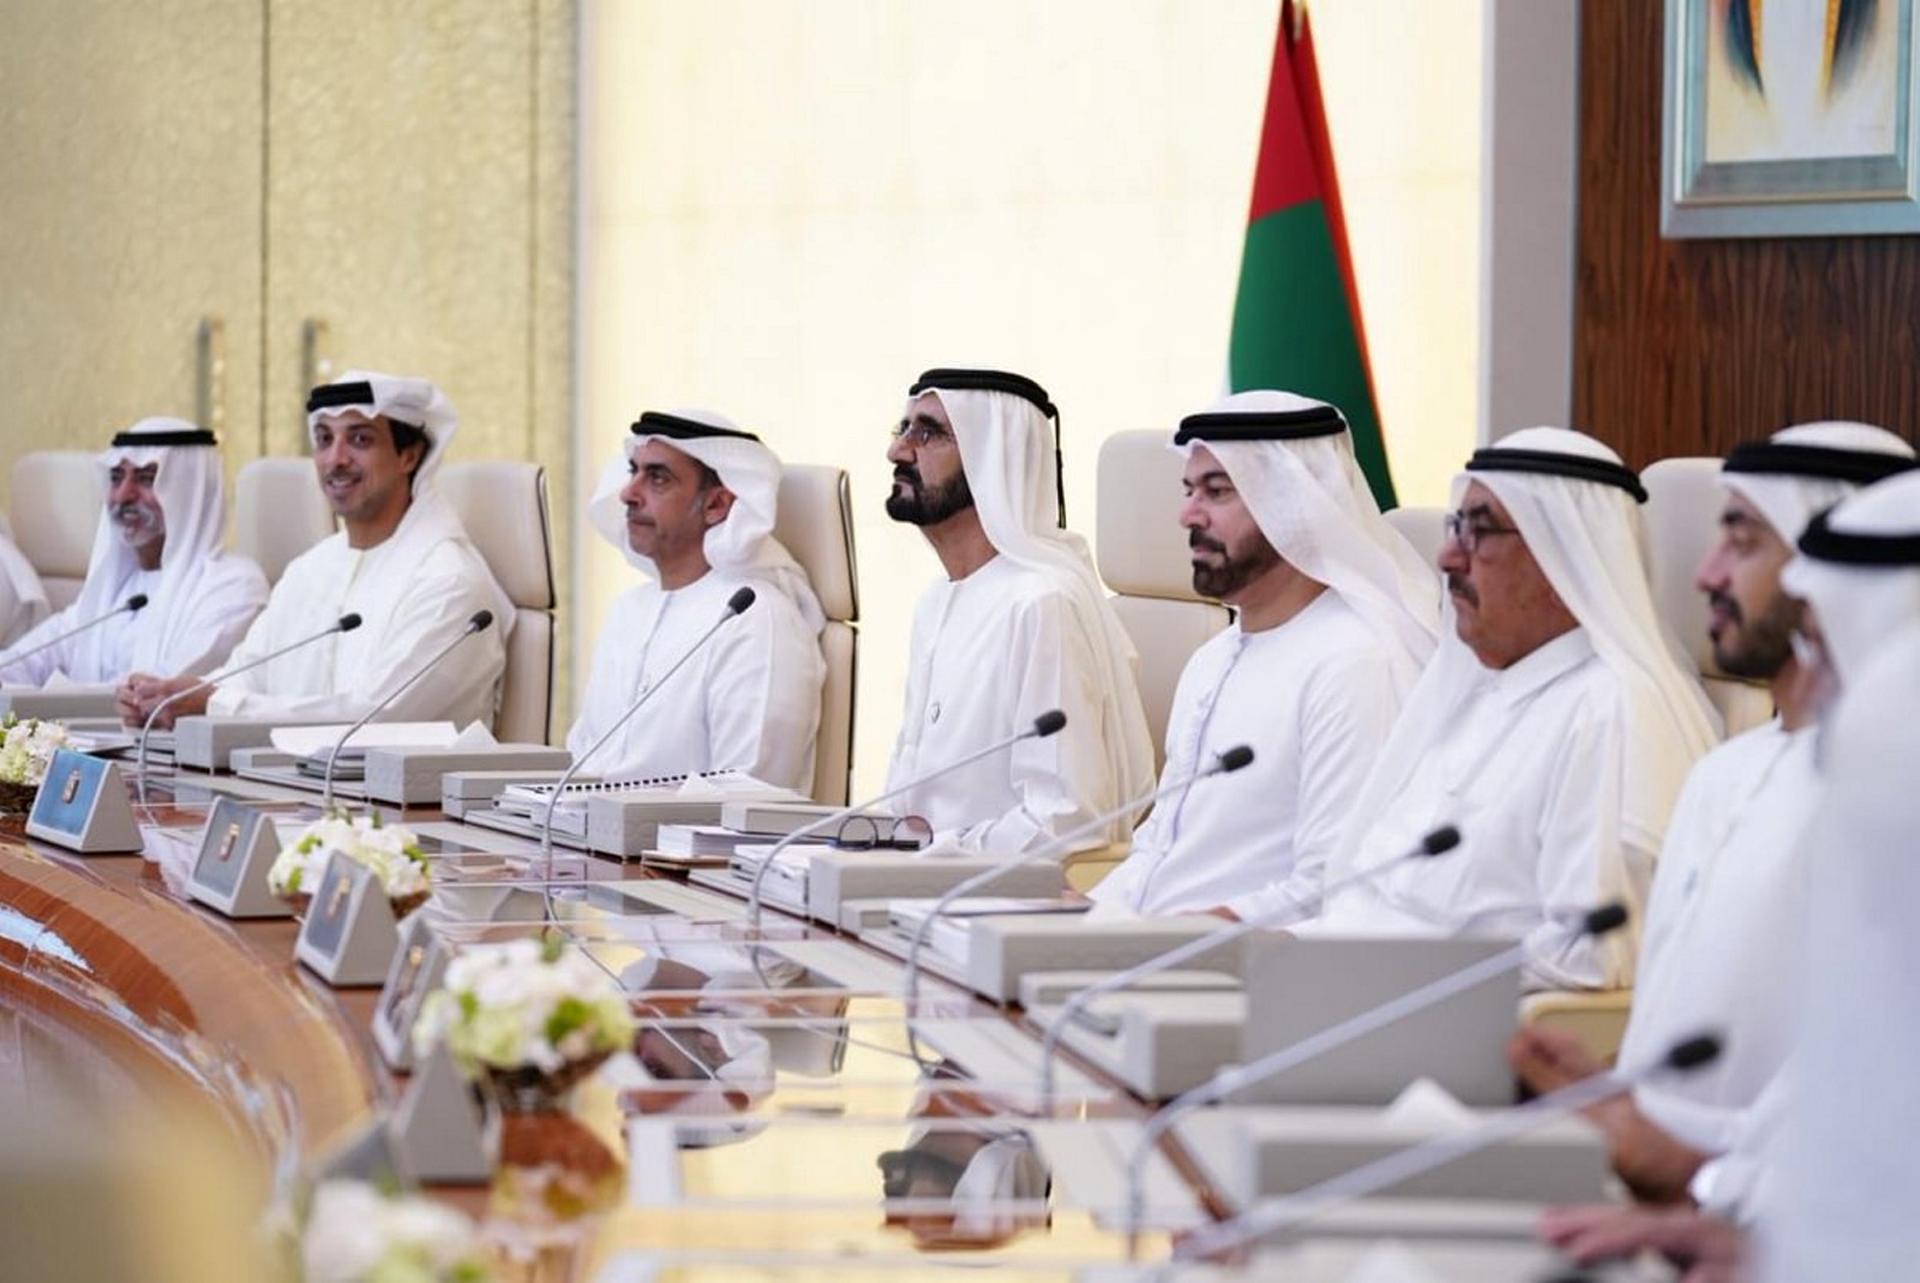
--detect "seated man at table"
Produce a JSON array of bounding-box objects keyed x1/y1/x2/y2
[
  {"x1": 1509, "y1": 422, "x2": 1917, "y2": 1202},
  {"x1": 117, "y1": 372, "x2": 509, "y2": 729},
  {"x1": 1304, "y1": 429, "x2": 1721, "y2": 991},
  {"x1": 883, "y1": 367, "x2": 1154, "y2": 853},
  {"x1": 0, "y1": 418, "x2": 266, "y2": 687},
  {"x1": 1087, "y1": 391, "x2": 1438, "y2": 921},
  {"x1": 572, "y1": 409, "x2": 825, "y2": 791}
]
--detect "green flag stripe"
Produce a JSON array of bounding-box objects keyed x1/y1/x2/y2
[{"x1": 1229, "y1": 200, "x2": 1397, "y2": 509}]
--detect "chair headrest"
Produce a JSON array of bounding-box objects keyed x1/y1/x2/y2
[
  {"x1": 1096, "y1": 430, "x2": 1211, "y2": 601},
  {"x1": 437, "y1": 461, "x2": 555, "y2": 610},
  {"x1": 773, "y1": 464, "x2": 857, "y2": 623},
  {"x1": 1641, "y1": 457, "x2": 1734, "y2": 680},
  {"x1": 10, "y1": 451, "x2": 99, "y2": 579},
  {"x1": 233, "y1": 457, "x2": 335, "y2": 584}
]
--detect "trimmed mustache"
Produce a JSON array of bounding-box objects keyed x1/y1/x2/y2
[
  {"x1": 111, "y1": 503, "x2": 156, "y2": 524},
  {"x1": 1706, "y1": 589, "x2": 1741, "y2": 625},
  {"x1": 1445, "y1": 573, "x2": 1479, "y2": 606},
  {"x1": 1187, "y1": 529, "x2": 1225, "y2": 555},
  {"x1": 893, "y1": 465, "x2": 922, "y2": 488}
]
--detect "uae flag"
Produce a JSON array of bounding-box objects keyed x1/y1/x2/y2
[{"x1": 1228, "y1": 0, "x2": 1395, "y2": 508}]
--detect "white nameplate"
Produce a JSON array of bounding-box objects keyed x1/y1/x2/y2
[
  {"x1": 294, "y1": 853, "x2": 402, "y2": 986},
  {"x1": 372, "y1": 913, "x2": 447, "y2": 1070},
  {"x1": 25, "y1": 748, "x2": 141, "y2": 854},
  {"x1": 185, "y1": 796, "x2": 291, "y2": 918},
  {"x1": 391, "y1": 1044, "x2": 490, "y2": 1184}
]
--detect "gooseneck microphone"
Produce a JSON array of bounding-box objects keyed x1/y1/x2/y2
[
  {"x1": 540, "y1": 586, "x2": 756, "y2": 916},
  {"x1": 320, "y1": 609, "x2": 494, "y2": 811},
  {"x1": 1174, "y1": 1032, "x2": 1724, "y2": 1261},
  {"x1": 0, "y1": 593, "x2": 149, "y2": 678},
  {"x1": 742, "y1": 707, "x2": 1071, "y2": 927},
  {"x1": 135, "y1": 612, "x2": 363, "y2": 804},
  {"x1": 1035, "y1": 824, "x2": 1462, "y2": 1106},
  {"x1": 898, "y1": 745, "x2": 1257, "y2": 1069},
  {"x1": 1119, "y1": 902, "x2": 1632, "y2": 1253}
]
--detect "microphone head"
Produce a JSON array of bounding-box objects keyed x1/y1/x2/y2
[
  {"x1": 1664, "y1": 1033, "x2": 1723, "y2": 1073},
  {"x1": 336, "y1": 613, "x2": 364, "y2": 633},
  {"x1": 1215, "y1": 744, "x2": 1255, "y2": 773},
  {"x1": 726, "y1": 586, "x2": 757, "y2": 615},
  {"x1": 125, "y1": 593, "x2": 149, "y2": 611},
  {"x1": 1420, "y1": 825, "x2": 1462, "y2": 856},
  {"x1": 1581, "y1": 902, "x2": 1629, "y2": 937},
  {"x1": 468, "y1": 609, "x2": 494, "y2": 632},
  {"x1": 1031, "y1": 709, "x2": 1068, "y2": 738}
]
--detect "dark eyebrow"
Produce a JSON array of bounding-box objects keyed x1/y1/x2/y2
[
  {"x1": 1719, "y1": 509, "x2": 1758, "y2": 531},
  {"x1": 910, "y1": 412, "x2": 946, "y2": 431},
  {"x1": 1185, "y1": 470, "x2": 1232, "y2": 489},
  {"x1": 1462, "y1": 502, "x2": 1498, "y2": 523}
]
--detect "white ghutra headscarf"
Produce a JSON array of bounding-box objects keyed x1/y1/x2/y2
[
  {"x1": 906, "y1": 368, "x2": 1157, "y2": 823},
  {"x1": 74, "y1": 418, "x2": 265, "y2": 676},
  {"x1": 1170, "y1": 389, "x2": 1441, "y2": 697},
  {"x1": 587, "y1": 408, "x2": 825, "y2": 632},
  {"x1": 1350, "y1": 427, "x2": 1720, "y2": 855}
]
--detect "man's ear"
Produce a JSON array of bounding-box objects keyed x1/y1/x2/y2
[{"x1": 704, "y1": 486, "x2": 738, "y2": 529}]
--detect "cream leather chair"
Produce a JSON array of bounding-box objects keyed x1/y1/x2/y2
[
  {"x1": 1095, "y1": 430, "x2": 1233, "y2": 767},
  {"x1": 10, "y1": 451, "x2": 99, "y2": 610},
  {"x1": 1383, "y1": 505, "x2": 1447, "y2": 570},
  {"x1": 771, "y1": 465, "x2": 858, "y2": 805},
  {"x1": 1642, "y1": 457, "x2": 1774, "y2": 736},
  {"x1": 439, "y1": 461, "x2": 555, "y2": 745},
  {"x1": 232, "y1": 457, "x2": 336, "y2": 584}
]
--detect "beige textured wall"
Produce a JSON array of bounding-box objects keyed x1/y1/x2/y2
[
  {"x1": 580, "y1": 0, "x2": 1483, "y2": 794},
  {"x1": 0, "y1": 0, "x2": 577, "y2": 724},
  {"x1": 0, "y1": 0, "x2": 265, "y2": 485}
]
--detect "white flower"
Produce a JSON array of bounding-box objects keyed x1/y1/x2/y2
[
  {"x1": 302, "y1": 1180, "x2": 487, "y2": 1283},
  {"x1": 266, "y1": 809, "x2": 430, "y2": 901},
  {"x1": 0, "y1": 717, "x2": 66, "y2": 787},
  {"x1": 411, "y1": 939, "x2": 635, "y2": 1077}
]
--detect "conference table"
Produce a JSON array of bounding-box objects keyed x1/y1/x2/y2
[{"x1": 0, "y1": 764, "x2": 1640, "y2": 1282}]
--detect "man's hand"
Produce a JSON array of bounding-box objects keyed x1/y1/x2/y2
[
  {"x1": 1205, "y1": 905, "x2": 1240, "y2": 922},
  {"x1": 1507, "y1": 1023, "x2": 1605, "y2": 1095},
  {"x1": 1540, "y1": 1204, "x2": 1746, "y2": 1281},
  {"x1": 115, "y1": 674, "x2": 213, "y2": 728},
  {"x1": 1508, "y1": 1025, "x2": 1706, "y2": 1202}
]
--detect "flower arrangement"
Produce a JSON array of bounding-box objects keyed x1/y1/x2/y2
[
  {"x1": 0, "y1": 715, "x2": 67, "y2": 810},
  {"x1": 267, "y1": 809, "x2": 431, "y2": 916},
  {"x1": 300, "y1": 1179, "x2": 490, "y2": 1283},
  {"x1": 412, "y1": 937, "x2": 635, "y2": 1110}
]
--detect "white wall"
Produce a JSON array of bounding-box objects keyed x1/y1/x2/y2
[{"x1": 579, "y1": 0, "x2": 1484, "y2": 792}]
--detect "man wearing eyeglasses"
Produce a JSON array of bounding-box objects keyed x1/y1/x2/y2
[
  {"x1": 1504, "y1": 423, "x2": 1915, "y2": 1209},
  {"x1": 1305, "y1": 428, "x2": 1720, "y2": 992},
  {"x1": 882, "y1": 368, "x2": 1155, "y2": 853},
  {"x1": 574, "y1": 408, "x2": 825, "y2": 790}
]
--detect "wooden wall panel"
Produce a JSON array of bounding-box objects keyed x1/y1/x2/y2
[{"x1": 1574, "y1": 0, "x2": 1920, "y2": 467}]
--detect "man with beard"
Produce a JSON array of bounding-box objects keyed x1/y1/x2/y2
[
  {"x1": 119, "y1": 372, "x2": 509, "y2": 729},
  {"x1": 572, "y1": 409, "x2": 824, "y2": 788},
  {"x1": 1, "y1": 418, "x2": 266, "y2": 685},
  {"x1": 1304, "y1": 429, "x2": 1721, "y2": 990},
  {"x1": 1509, "y1": 422, "x2": 1916, "y2": 1204},
  {"x1": 1086, "y1": 392, "x2": 1439, "y2": 919},
  {"x1": 882, "y1": 368, "x2": 1154, "y2": 852}
]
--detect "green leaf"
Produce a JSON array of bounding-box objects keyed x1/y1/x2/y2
[{"x1": 545, "y1": 995, "x2": 591, "y2": 1046}]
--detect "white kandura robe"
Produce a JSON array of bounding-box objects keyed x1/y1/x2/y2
[
  {"x1": 206, "y1": 511, "x2": 506, "y2": 727},
  {"x1": 1, "y1": 558, "x2": 264, "y2": 686},
  {"x1": 886, "y1": 555, "x2": 1128, "y2": 853},
  {"x1": 1306, "y1": 628, "x2": 1652, "y2": 991},
  {"x1": 1614, "y1": 719, "x2": 1816, "y2": 1154},
  {"x1": 0, "y1": 530, "x2": 48, "y2": 648},
  {"x1": 1088, "y1": 592, "x2": 1401, "y2": 920},
  {"x1": 567, "y1": 569, "x2": 825, "y2": 791}
]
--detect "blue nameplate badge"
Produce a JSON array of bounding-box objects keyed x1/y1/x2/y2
[{"x1": 25, "y1": 748, "x2": 141, "y2": 854}]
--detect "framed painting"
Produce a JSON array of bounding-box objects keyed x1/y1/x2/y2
[{"x1": 1664, "y1": 0, "x2": 1920, "y2": 235}]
